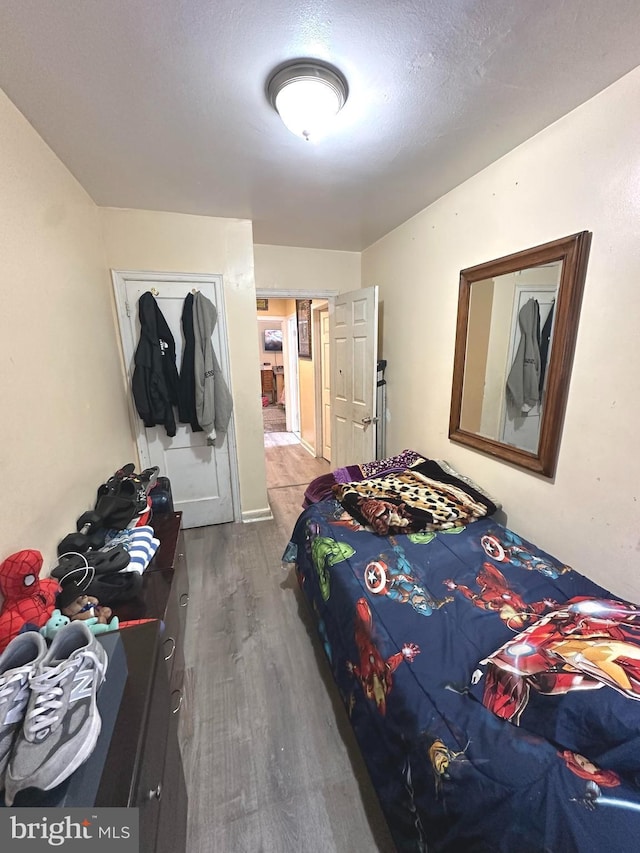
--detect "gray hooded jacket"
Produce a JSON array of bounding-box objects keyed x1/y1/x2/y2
[
  {"x1": 506, "y1": 298, "x2": 541, "y2": 418},
  {"x1": 193, "y1": 292, "x2": 233, "y2": 441}
]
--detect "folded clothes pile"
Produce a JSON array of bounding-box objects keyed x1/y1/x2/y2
[{"x1": 102, "y1": 526, "x2": 160, "y2": 575}]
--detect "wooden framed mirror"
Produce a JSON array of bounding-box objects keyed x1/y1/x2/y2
[{"x1": 449, "y1": 231, "x2": 591, "y2": 477}]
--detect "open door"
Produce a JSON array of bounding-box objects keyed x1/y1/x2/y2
[{"x1": 330, "y1": 286, "x2": 379, "y2": 469}]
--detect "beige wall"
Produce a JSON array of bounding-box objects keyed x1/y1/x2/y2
[
  {"x1": 298, "y1": 358, "x2": 317, "y2": 449},
  {"x1": 362, "y1": 66, "x2": 640, "y2": 601},
  {"x1": 99, "y1": 208, "x2": 269, "y2": 519},
  {"x1": 0, "y1": 90, "x2": 134, "y2": 567},
  {"x1": 254, "y1": 243, "x2": 360, "y2": 293}
]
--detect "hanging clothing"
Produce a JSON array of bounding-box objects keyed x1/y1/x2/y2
[
  {"x1": 538, "y1": 302, "x2": 554, "y2": 397},
  {"x1": 192, "y1": 291, "x2": 233, "y2": 441},
  {"x1": 505, "y1": 298, "x2": 541, "y2": 418},
  {"x1": 131, "y1": 292, "x2": 180, "y2": 437},
  {"x1": 177, "y1": 293, "x2": 202, "y2": 432}
]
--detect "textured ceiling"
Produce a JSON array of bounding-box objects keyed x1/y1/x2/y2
[{"x1": 1, "y1": 1, "x2": 639, "y2": 250}]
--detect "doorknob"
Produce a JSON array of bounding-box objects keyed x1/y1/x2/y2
[{"x1": 361, "y1": 416, "x2": 379, "y2": 425}]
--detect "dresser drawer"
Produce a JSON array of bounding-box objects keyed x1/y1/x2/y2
[
  {"x1": 135, "y1": 646, "x2": 171, "y2": 853},
  {"x1": 174, "y1": 530, "x2": 190, "y2": 612},
  {"x1": 155, "y1": 692, "x2": 188, "y2": 853},
  {"x1": 162, "y1": 577, "x2": 185, "y2": 688}
]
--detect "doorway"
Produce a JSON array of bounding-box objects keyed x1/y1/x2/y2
[
  {"x1": 255, "y1": 291, "x2": 335, "y2": 490},
  {"x1": 256, "y1": 299, "x2": 297, "y2": 448}
]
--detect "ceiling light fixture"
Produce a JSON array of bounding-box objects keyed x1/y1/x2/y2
[{"x1": 267, "y1": 60, "x2": 348, "y2": 142}]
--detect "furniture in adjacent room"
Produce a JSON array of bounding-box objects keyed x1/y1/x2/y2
[{"x1": 260, "y1": 366, "x2": 275, "y2": 403}]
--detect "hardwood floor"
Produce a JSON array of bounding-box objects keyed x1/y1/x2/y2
[{"x1": 179, "y1": 441, "x2": 396, "y2": 852}]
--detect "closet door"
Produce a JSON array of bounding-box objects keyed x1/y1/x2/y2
[{"x1": 113, "y1": 272, "x2": 237, "y2": 528}]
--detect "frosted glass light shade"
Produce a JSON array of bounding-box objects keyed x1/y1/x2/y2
[{"x1": 267, "y1": 61, "x2": 348, "y2": 141}]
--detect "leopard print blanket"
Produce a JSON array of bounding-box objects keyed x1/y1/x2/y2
[{"x1": 333, "y1": 459, "x2": 496, "y2": 535}]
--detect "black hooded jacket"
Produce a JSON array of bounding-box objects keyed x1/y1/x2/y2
[
  {"x1": 131, "y1": 292, "x2": 179, "y2": 437},
  {"x1": 177, "y1": 292, "x2": 202, "y2": 432}
]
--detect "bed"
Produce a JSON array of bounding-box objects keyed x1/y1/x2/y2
[{"x1": 284, "y1": 455, "x2": 640, "y2": 852}]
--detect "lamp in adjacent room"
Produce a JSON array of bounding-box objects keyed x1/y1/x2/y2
[{"x1": 267, "y1": 60, "x2": 348, "y2": 141}]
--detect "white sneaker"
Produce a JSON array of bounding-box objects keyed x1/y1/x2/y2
[
  {"x1": 0, "y1": 631, "x2": 48, "y2": 786},
  {"x1": 4, "y1": 621, "x2": 108, "y2": 805}
]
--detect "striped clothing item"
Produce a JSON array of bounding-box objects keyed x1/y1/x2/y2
[{"x1": 102, "y1": 526, "x2": 160, "y2": 574}]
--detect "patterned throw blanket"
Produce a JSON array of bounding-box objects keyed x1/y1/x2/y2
[{"x1": 333, "y1": 459, "x2": 496, "y2": 535}]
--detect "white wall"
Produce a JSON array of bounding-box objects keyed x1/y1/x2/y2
[
  {"x1": 99, "y1": 208, "x2": 269, "y2": 520},
  {"x1": 0, "y1": 89, "x2": 135, "y2": 567},
  {"x1": 362, "y1": 67, "x2": 640, "y2": 601},
  {"x1": 254, "y1": 244, "x2": 360, "y2": 294}
]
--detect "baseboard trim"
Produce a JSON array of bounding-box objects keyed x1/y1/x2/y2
[
  {"x1": 242, "y1": 507, "x2": 274, "y2": 523},
  {"x1": 299, "y1": 438, "x2": 316, "y2": 457}
]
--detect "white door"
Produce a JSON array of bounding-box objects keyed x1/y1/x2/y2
[
  {"x1": 320, "y1": 308, "x2": 331, "y2": 462},
  {"x1": 112, "y1": 272, "x2": 236, "y2": 528},
  {"x1": 330, "y1": 286, "x2": 379, "y2": 469},
  {"x1": 501, "y1": 285, "x2": 556, "y2": 453}
]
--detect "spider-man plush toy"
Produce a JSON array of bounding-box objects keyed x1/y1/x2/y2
[{"x1": 0, "y1": 550, "x2": 60, "y2": 652}]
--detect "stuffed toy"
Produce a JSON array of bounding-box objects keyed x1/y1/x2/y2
[
  {"x1": 0, "y1": 550, "x2": 60, "y2": 652},
  {"x1": 40, "y1": 609, "x2": 120, "y2": 640},
  {"x1": 56, "y1": 589, "x2": 113, "y2": 625},
  {"x1": 39, "y1": 609, "x2": 70, "y2": 639}
]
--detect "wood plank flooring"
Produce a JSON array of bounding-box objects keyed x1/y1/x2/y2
[{"x1": 179, "y1": 440, "x2": 396, "y2": 852}]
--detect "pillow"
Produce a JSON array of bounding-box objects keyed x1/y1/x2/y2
[{"x1": 436, "y1": 460, "x2": 502, "y2": 510}]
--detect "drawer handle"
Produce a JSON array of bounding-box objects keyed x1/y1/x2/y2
[
  {"x1": 148, "y1": 783, "x2": 162, "y2": 801},
  {"x1": 163, "y1": 637, "x2": 176, "y2": 661},
  {"x1": 179, "y1": 593, "x2": 189, "y2": 607},
  {"x1": 172, "y1": 690, "x2": 183, "y2": 715}
]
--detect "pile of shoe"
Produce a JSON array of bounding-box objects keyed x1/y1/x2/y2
[
  {"x1": 95, "y1": 463, "x2": 159, "y2": 528},
  {"x1": 0, "y1": 621, "x2": 107, "y2": 805},
  {"x1": 53, "y1": 464, "x2": 161, "y2": 606}
]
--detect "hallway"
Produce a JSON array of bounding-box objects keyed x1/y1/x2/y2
[{"x1": 264, "y1": 431, "x2": 330, "y2": 490}]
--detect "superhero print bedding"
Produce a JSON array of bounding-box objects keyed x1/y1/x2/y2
[{"x1": 284, "y1": 499, "x2": 640, "y2": 852}]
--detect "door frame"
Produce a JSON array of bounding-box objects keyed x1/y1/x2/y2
[
  {"x1": 312, "y1": 302, "x2": 330, "y2": 461},
  {"x1": 111, "y1": 269, "x2": 242, "y2": 521},
  {"x1": 285, "y1": 315, "x2": 300, "y2": 434},
  {"x1": 256, "y1": 289, "x2": 338, "y2": 457}
]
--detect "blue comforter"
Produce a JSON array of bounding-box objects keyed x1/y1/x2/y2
[{"x1": 285, "y1": 499, "x2": 640, "y2": 852}]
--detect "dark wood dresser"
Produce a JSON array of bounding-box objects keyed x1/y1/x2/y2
[{"x1": 98, "y1": 510, "x2": 189, "y2": 853}]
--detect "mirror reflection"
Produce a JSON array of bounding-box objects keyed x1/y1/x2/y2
[
  {"x1": 460, "y1": 261, "x2": 562, "y2": 454},
  {"x1": 449, "y1": 231, "x2": 590, "y2": 477}
]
